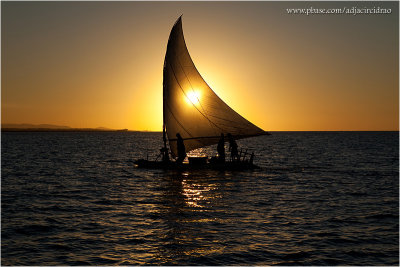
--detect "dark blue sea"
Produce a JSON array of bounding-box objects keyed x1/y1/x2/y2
[{"x1": 1, "y1": 131, "x2": 399, "y2": 265}]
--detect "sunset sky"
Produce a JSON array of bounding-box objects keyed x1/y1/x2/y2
[{"x1": 2, "y1": 1, "x2": 399, "y2": 131}]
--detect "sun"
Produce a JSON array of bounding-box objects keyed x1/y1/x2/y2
[{"x1": 185, "y1": 90, "x2": 201, "y2": 105}]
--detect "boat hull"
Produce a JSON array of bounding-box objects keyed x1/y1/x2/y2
[{"x1": 134, "y1": 159, "x2": 260, "y2": 171}]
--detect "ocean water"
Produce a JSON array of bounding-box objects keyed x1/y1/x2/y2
[{"x1": 1, "y1": 131, "x2": 398, "y2": 265}]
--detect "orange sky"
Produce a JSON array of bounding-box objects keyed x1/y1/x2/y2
[{"x1": 2, "y1": 1, "x2": 399, "y2": 131}]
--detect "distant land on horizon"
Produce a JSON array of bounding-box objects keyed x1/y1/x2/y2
[
  {"x1": 3, "y1": 123, "x2": 72, "y2": 129},
  {"x1": 1, "y1": 123, "x2": 131, "y2": 132}
]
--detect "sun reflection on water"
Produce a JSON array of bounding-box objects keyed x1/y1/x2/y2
[
  {"x1": 186, "y1": 147, "x2": 209, "y2": 157},
  {"x1": 181, "y1": 174, "x2": 220, "y2": 208},
  {"x1": 152, "y1": 171, "x2": 235, "y2": 265}
]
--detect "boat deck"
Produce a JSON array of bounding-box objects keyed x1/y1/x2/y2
[{"x1": 134, "y1": 159, "x2": 260, "y2": 171}]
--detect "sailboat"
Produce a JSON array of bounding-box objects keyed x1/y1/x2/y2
[{"x1": 135, "y1": 16, "x2": 269, "y2": 170}]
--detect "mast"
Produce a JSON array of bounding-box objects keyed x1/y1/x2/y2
[{"x1": 162, "y1": 52, "x2": 169, "y2": 161}]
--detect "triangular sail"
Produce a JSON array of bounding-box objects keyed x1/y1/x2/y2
[{"x1": 163, "y1": 17, "x2": 267, "y2": 157}]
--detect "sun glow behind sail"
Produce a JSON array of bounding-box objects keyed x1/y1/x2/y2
[{"x1": 185, "y1": 90, "x2": 201, "y2": 105}]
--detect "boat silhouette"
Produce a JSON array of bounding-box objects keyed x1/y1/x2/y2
[{"x1": 135, "y1": 16, "x2": 269, "y2": 171}]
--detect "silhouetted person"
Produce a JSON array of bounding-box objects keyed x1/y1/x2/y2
[
  {"x1": 227, "y1": 133, "x2": 239, "y2": 162},
  {"x1": 160, "y1": 147, "x2": 169, "y2": 163},
  {"x1": 176, "y1": 133, "x2": 186, "y2": 164},
  {"x1": 217, "y1": 133, "x2": 225, "y2": 162},
  {"x1": 249, "y1": 152, "x2": 254, "y2": 165}
]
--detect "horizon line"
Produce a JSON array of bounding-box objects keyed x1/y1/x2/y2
[{"x1": 1, "y1": 123, "x2": 398, "y2": 132}]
